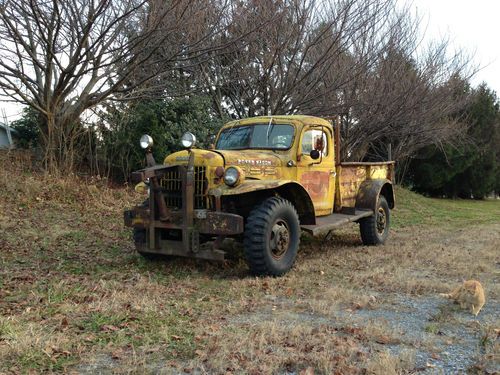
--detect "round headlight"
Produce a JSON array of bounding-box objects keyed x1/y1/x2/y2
[
  {"x1": 224, "y1": 167, "x2": 240, "y2": 186},
  {"x1": 181, "y1": 132, "x2": 196, "y2": 148},
  {"x1": 140, "y1": 134, "x2": 153, "y2": 149}
]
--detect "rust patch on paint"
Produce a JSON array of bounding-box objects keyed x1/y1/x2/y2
[
  {"x1": 202, "y1": 152, "x2": 216, "y2": 159},
  {"x1": 300, "y1": 171, "x2": 329, "y2": 200}
]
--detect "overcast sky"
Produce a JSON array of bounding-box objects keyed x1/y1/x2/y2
[
  {"x1": 1, "y1": 0, "x2": 499, "y2": 122},
  {"x1": 410, "y1": 0, "x2": 500, "y2": 94}
]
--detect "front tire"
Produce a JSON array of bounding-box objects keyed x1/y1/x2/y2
[
  {"x1": 244, "y1": 197, "x2": 300, "y2": 276},
  {"x1": 360, "y1": 195, "x2": 390, "y2": 245},
  {"x1": 133, "y1": 227, "x2": 158, "y2": 260},
  {"x1": 133, "y1": 199, "x2": 159, "y2": 260}
]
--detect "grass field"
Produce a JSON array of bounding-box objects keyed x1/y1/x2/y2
[
  {"x1": 1, "y1": 159, "x2": 499, "y2": 374},
  {"x1": 393, "y1": 187, "x2": 500, "y2": 228}
]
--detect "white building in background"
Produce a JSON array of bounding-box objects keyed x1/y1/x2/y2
[{"x1": 0, "y1": 122, "x2": 17, "y2": 148}]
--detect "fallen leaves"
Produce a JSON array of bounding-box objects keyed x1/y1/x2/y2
[
  {"x1": 299, "y1": 366, "x2": 315, "y2": 375},
  {"x1": 42, "y1": 345, "x2": 73, "y2": 362},
  {"x1": 100, "y1": 324, "x2": 120, "y2": 332},
  {"x1": 431, "y1": 353, "x2": 440, "y2": 360},
  {"x1": 374, "y1": 335, "x2": 393, "y2": 345},
  {"x1": 194, "y1": 349, "x2": 206, "y2": 358},
  {"x1": 111, "y1": 348, "x2": 125, "y2": 360}
]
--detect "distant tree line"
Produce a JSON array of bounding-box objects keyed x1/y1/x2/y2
[
  {"x1": 2, "y1": 0, "x2": 498, "y2": 196},
  {"x1": 403, "y1": 84, "x2": 500, "y2": 198}
]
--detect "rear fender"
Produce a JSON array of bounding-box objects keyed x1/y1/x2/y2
[{"x1": 355, "y1": 179, "x2": 395, "y2": 212}]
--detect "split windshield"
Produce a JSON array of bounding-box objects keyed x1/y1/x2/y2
[{"x1": 216, "y1": 123, "x2": 294, "y2": 150}]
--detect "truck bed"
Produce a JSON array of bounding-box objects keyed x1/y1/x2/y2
[
  {"x1": 301, "y1": 209, "x2": 373, "y2": 236},
  {"x1": 336, "y1": 161, "x2": 395, "y2": 208}
]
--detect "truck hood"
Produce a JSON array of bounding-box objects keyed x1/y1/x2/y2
[
  {"x1": 164, "y1": 149, "x2": 224, "y2": 167},
  {"x1": 219, "y1": 149, "x2": 283, "y2": 168},
  {"x1": 164, "y1": 149, "x2": 283, "y2": 169}
]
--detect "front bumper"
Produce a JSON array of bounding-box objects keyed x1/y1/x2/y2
[
  {"x1": 124, "y1": 206, "x2": 243, "y2": 235},
  {"x1": 124, "y1": 207, "x2": 244, "y2": 260},
  {"x1": 124, "y1": 155, "x2": 244, "y2": 261}
]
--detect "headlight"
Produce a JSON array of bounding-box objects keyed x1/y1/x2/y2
[
  {"x1": 140, "y1": 134, "x2": 153, "y2": 149},
  {"x1": 134, "y1": 182, "x2": 148, "y2": 194},
  {"x1": 181, "y1": 132, "x2": 196, "y2": 148},
  {"x1": 224, "y1": 167, "x2": 241, "y2": 186}
]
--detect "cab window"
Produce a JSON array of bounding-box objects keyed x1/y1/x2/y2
[{"x1": 301, "y1": 129, "x2": 328, "y2": 156}]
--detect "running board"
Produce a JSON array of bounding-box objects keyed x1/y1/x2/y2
[{"x1": 301, "y1": 209, "x2": 373, "y2": 237}]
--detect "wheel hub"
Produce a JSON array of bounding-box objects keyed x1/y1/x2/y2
[{"x1": 270, "y1": 220, "x2": 290, "y2": 259}]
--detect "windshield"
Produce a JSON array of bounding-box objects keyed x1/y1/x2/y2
[{"x1": 216, "y1": 123, "x2": 294, "y2": 150}]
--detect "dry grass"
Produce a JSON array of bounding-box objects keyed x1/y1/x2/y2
[
  {"x1": 295, "y1": 223, "x2": 500, "y2": 299},
  {"x1": 1, "y1": 155, "x2": 499, "y2": 373},
  {"x1": 365, "y1": 350, "x2": 416, "y2": 375},
  {"x1": 194, "y1": 320, "x2": 366, "y2": 374}
]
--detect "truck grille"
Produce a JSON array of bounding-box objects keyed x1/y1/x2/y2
[{"x1": 160, "y1": 166, "x2": 209, "y2": 209}]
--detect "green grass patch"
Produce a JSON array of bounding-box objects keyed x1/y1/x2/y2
[
  {"x1": 0, "y1": 318, "x2": 15, "y2": 339},
  {"x1": 17, "y1": 348, "x2": 76, "y2": 373},
  {"x1": 76, "y1": 309, "x2": 197, "y2": 358},
  {"x1": 393, "y1": 186, "x2": 500, "y2": 228},
  {"x1": 61, "y1": 230, "x2": 87, "y2": 243},
  {"x1": 424, "y1": 323, "x2": 440, "y2": 334},
  {"x1": 80, "y1": 312, "x2": 127, "y2": 334}
]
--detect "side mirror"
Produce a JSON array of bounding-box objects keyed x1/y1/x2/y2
[{"x1": 310, "y1": 149, "x2": 320, "y2": 160}]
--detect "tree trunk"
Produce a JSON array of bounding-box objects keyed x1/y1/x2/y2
[{"x1": 40, "y1": 113, "x2": 81, "y2": 175}]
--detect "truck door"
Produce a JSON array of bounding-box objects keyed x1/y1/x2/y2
[{"x1": 296, "y1": 126, "x2": 335, "y2": 216}]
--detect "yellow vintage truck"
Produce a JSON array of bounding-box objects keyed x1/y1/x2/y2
[{"x1": 124, "y1": 115, "x2": 395, "y2": 276}]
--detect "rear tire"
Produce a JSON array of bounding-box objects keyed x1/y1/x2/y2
[
  {"x1": 244, "y1": 197, "x2": 300, "y2": 276},
  {"x1": 360, "y1": 196, "x2": 390, "y2": 245}
]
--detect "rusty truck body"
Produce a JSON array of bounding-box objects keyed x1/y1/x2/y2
[{"x1": 124, "y1": 115, "x2": 395, "y2": 276}]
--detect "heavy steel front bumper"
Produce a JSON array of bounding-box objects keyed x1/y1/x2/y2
[
  {"x1": 124, "y1": 206, "x2": 244, "y2": 260},
  {"x1": 124, "y1": 153, "x2": 244, "y2": 261}
]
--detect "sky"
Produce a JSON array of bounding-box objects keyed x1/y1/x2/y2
[
  {"x1": 1, "y1": 0, "x2": 500, "y2": 123},
  {"x1": 410, "y1": 0, "x2": 500, "y2": 93}
]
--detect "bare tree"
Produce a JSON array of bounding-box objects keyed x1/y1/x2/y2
[
  {"x1": 329, "y1": 7, "x2": 474, "y2": 162},
  {"x1": 0, "y1": 0, "x2": 229, "y2": 173},
  {"x1": 195, "y1": 0, "x2": 398, "y2": 118},
  {"x1": 193, "y1": 0, "x2": 473, "y2": 164}
]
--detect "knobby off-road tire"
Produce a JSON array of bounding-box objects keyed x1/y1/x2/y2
[
  {"x1": 244, "y1": 197, "x2": 300, "y2": 276},
  {"x1": 359, "y1": 195, "x2": 390, "y2": 245},
  {"x1": 133, "y1": 227, "x2": 159, "y2": 260}
]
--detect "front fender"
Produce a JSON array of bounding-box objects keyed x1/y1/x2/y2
[
  {"x1": 209, "y1": 180, "x2": 316, "y2": 225},
  {"x1": 355, "y1": 179, "x2": 395, "y2": 212},
  {"x1": 210, "y1": 179, "x2": 290, "y2": 196}
]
